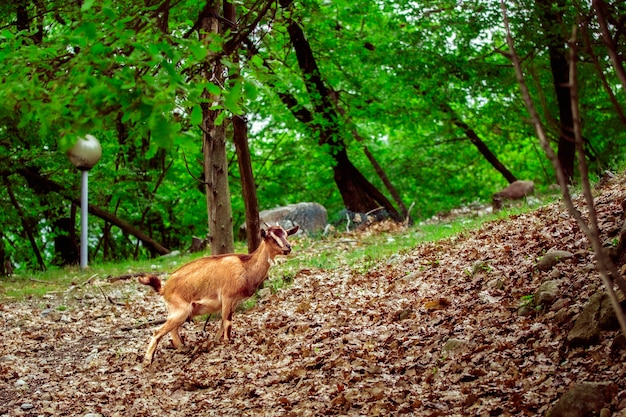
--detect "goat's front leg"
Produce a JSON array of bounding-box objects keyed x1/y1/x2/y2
[{"x1": 219, "y1": 299, "x2": 237, "y2": 343}]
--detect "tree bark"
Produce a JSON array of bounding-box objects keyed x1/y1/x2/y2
[
  {"x1": 199, "y1": 0, "x2": 234, "y2": 255},
  {"x1": 225, "y1": 1, "x2": 261, "y2": 252},
  {"x1": 233, "y1": 115, "x2": 261, "y2": 251},
  {"x1": 441, "y1": 103, "x2": 518, "y2": 184},
  {"x1": 537, "y1": 0, "x2": 576, "y2": 183}
]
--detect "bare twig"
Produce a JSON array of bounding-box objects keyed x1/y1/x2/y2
[
  {"x1": 96, "y1": 284, "x2": 127, "y2": 306},
  {"x1": 80, "y1": 274, "x2": 99, "y2": 287}
]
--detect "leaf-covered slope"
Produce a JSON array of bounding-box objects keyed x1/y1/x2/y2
[{"x1": 1, "y1": 175, "x2": 625, "y2": 416}]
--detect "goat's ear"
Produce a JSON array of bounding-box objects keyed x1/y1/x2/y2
[
  {"x1": 260, "y1": 228, "x2": 267, "y2": 239},
  {"x1": 286, "y1": 226, "x2": 299, "y2": 236}
]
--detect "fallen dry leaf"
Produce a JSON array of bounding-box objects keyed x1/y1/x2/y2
[{"x1": 1, "y1": 173, "x2": 626, "y2": 416}]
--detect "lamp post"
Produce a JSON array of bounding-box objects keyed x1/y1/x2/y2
[{"x1": 67, "y1": 135, "x2": 102, "y2": 270}]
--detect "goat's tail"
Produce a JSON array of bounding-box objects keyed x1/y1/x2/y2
[{"x1": 138, "y1": 274, "x2": 163, "y2": 294}]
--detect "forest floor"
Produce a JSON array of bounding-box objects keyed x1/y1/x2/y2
[{"x1": 1, "y1": 174, "x2": 626, "y2": 417}]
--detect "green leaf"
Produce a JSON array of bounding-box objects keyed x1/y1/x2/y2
[
  {"x1": 223, "y1": 80, "x2": 242, "y2": 114},
  {"x1": 78, "y1": 22, "x2": 97, "y2": 40},
  {"x1": 81, "y1": 0, "x2": 95, "y2": 12},
  {"x1": 189, "y1": 44, "x2": 207, "y2": 61},
  {"x1": 190, "y1": 105, "x2": 203, "y2": 126}
]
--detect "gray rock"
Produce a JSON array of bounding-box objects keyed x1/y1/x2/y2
[
  {"x1": 240, "y1": 202, "x2": 327, "y2": 238},
  {"x1": 547, "y1": 381, "x2": 616, "y2": 417},
  {"x1": 534, "y1": 280, "x2": 561, "y2": 307},
  {"x1": 567, "y1": 292, "x2": 621, "y2": 347},
  {"x1": 41, "y1": 308, "x2": 62, "y2": 322},
  {"x1": 442, "y1": 338, "x2": 468, "y2": 355},
  {"x1": 537, "y1": 250, "x2": 574, "y2": 271}
]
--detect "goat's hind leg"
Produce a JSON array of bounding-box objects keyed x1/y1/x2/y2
[{"x1": 144, "y1": 307, "x2": 189, "y2": 364}]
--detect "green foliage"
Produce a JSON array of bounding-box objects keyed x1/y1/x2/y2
[{"x1": 0, "y1": 0, "x2": 625, "y2": 273}]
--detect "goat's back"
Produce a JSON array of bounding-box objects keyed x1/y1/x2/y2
[{"x1": 161, "y1": 254, "x2": 249, "y2": 302}]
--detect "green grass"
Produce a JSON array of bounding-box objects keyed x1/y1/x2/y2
[{"x1": 0, "y1": 199, "x2": 548, "y2": 303}]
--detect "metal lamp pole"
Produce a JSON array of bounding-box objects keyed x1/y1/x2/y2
[{"x1": 67, "y1": 135, "x2": 102, "y2": 270}]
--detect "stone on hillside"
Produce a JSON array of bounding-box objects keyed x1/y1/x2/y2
[
  {"x1": 567, "y1": 292, "x2": 621, "y2": 347},
  {"x1": 239, "y1": 202, "x2": 327, "y2": 239},
  {"x1": 547, "y1": 381, "x2": 616, "y2": 417},
  {"x1": 534, "y1": 280, "x2": 561, "y2": 307},
  {"x1": 492, "y1": 180, "x2": 535, "y2": 210},
  {"x1": 442, "y1": 338, "x2": 468, "y2": 355},
  {"x1": 537, "y1": 250, "x2": 574, "y2": 271}
]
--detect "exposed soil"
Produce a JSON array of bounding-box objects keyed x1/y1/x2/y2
[{"x1": 1, "y1": 173, "x2": 625, "y2": 416}]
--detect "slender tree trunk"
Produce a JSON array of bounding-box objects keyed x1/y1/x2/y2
[
  {"x1": 225, "y1": 0, "x2": 261, "y2": 252},
  {"x1": 593, "y1": 0, "x2": 626, "y2": 93},
  {"x1": 442, "y1": 104, "x2": 518, "y2": 184},
  {"x1": 581, "y1": 22, "x2": 626, "y2": 126},
  {"x1": 200, "y1": 0, "x2": 234, "y2": 255},
  {"x1": 537, "y1": 0, "x2": 576, "y2": 182},
  {"x1": 233, "y1": 115, "x2": 261, "y2": 252},
  {"x1": 0, "y1": 231, "x2": 7, "y2": 276}
]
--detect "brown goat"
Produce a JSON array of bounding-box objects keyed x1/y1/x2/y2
[{"x1": 138, "y1": 225, "x2": 299, "y2": 364}]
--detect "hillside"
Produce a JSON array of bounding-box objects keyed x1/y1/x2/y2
[{"x1": 1, "y1": 173, "x2": 625, "y2": 416}]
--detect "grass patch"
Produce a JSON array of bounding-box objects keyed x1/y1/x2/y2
[{"x1": 0, "y1": 199, "x2": 547, "y2": 303}]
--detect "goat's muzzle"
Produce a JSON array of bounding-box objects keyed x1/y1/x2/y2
[{"x1": 282, "y1": 244, "x2": 292, "y2": 255}]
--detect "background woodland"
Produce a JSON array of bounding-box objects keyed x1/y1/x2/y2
[{"x1": 1, "y1": 0, "x2": 625, "y2": 272}]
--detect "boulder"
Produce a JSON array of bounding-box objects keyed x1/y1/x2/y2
[
  {"x1": 239, "y1": 202, "x2": 327, "y2": 239},
  {"x1": 534, "y1": 280, "x2": 561, "y2": 307},
  {"x1": 537, "y1": 250, "x2": 574, "y2": 271},
  {"x1": 493, "y1": 180, "x2": 535, "y2": 210},
  {"x1": 567, "y1": 292, "x2": 622, "y2": 347},
  {"x1": 547, "y1": 381, "x2": 616, "y2": 417}
]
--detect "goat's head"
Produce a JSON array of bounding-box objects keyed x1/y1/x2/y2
[{"x1": 261, "y1": 225, "x2": 299, "y2": 255}]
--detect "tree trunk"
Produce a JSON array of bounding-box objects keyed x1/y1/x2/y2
[
  {"x1": 280, "y1": 10, "x2": 401, "y2": 220},
  {"x1": 200, "y1": 0, "x2": 234, "y2": 255},
  {"x1": 537, "y1": 0, "x2": 576, "y2": 183},
  {"x1": 442, "y1": 104, "x2": 518, "y2": 184},
  {"x1": 593, "y1": 0, "x2": 626, "y2": 94},
  {"x1": 233, "y1": 115, "x2": 261, "y2": 252},
  {"x1": 225, "y1": 1, "x2": 261, "y2": 253},
  {"x1": 331, "y1": 91, "x2": 410, "y2": 218}
]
